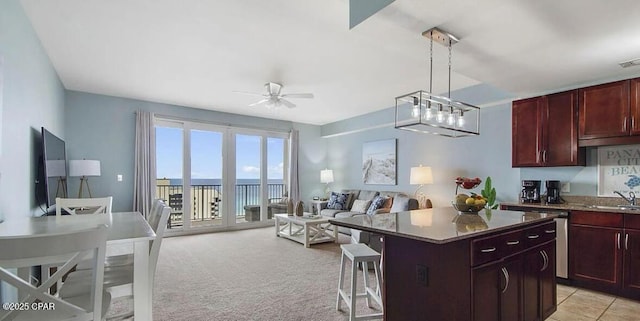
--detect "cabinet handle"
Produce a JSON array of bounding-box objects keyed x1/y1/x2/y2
[
  {"x1": 481, "y1": 247, "x2": 497, "y2": 253},
  {"x1": 506, "y1": 240, "x2": 520, "y2": 246},
  {"x1": 501, "y1": 267, "x2": 510, "y2": 294},
  {"x1": 540, "y1": 250, "x2": 549, "y2": 272},
  {"x1": 545, "y1": 229, "x2": 555, "y2": 234},
  {"x1": 626, "y1": 233, "x2": 629, "y2": 250},
  {"x1": 527, "y1": 234, "x2": 540, "y2": 239},
  {"x1": 624, "y1": 117, "x2": 628, "y2": 132},
  {"x1": 633, "y1": 117, "x2": 636, "y2": 131},
  {"x1": 617, "y1": 233, "x2": 621, "y2": 250},
  {"x1": 543, "y1": 150, "x2": 547, "y2": 163}
]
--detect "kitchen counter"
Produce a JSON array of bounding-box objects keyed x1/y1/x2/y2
[
  {"x1": 501, "y1": 201, "x2": 640, "y2": 214},
  {"x1": 329, "y1": 207, "x2": 556, "y2": 244}
]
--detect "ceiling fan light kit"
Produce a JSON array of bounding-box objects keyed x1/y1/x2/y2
[
  {"x1": 235, "y1": 82, "x2": 314, "y2": 109},
  {"x1": 395, "y1": 28, "x2": 480, "y2": 137}
]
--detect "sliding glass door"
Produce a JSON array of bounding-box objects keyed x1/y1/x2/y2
[{"x1": 155, "y1": 118, "x2": 288, "y2": 233}]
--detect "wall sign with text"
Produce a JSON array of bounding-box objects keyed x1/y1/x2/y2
[{"x1": 598, "y1": 144, "x2": 640, "y2": 196}]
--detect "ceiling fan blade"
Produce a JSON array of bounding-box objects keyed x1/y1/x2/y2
[
  {"x1": 232, "y1": 90, "x2": 267, "y2": 97},
  {"x1": 248, "y1": 98, "x2": 270, "y2": 107},
  {"x1": 280, "y1": 99, "x2": 296, "y2": 109},
  {"x1": 281, "y1": 93, "x2": 314, "y2": 99}
]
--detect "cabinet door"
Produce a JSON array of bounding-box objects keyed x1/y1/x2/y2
[
  {"x1": 545, "y1": 91, "x2": 583, "y2": 166},
  {"x1": 623, "y1": 229, "x2": 640, "y2": 297},
  {"x1": 513, "y1": 97, "x2": 543, "y2": 167},
  {"x1": 578, "y1": 80, "x2": 630, "y2": 139},
  {"x1": 631, "y1": 78, "x2": 640, "y2": 135},
  {"x1": 569, "y1": 224, "x2": 623, "y2": 291},
  {"x1": 523, "y1": 241, "x2": 556, "y2": 321},
  {"x1": 472, "y1": 257, "x2": 523, "y2": 321}
]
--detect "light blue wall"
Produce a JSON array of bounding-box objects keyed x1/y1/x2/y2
[
  {"x1": 322, "y1": 100, "x2": 521, "y2": 207},
  {"x1": 64, "y1": 91, "x2": 325, "y2": 212},
  {"x1": 0, "y1": 0, "x2": 66, "y2": 219}
]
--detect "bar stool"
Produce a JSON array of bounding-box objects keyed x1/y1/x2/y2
[{"x1": 336, "y1": 243, "x2": 383, "y2": 320}]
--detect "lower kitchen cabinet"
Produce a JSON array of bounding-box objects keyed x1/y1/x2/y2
[
  {"x1": 472, "y1": 230, "x2": 556, "y2": 321},
  {"x1": 569, "y1": 211, "x2": 640, "y2": 300}
]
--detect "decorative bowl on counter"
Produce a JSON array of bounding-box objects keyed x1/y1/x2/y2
[{"x1": 452, "y1": 202, "x2": 485, "y2": 213}]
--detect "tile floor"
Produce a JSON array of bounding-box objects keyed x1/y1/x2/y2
[{"x1": 550, "y1": 285, "x2": 640, "y2": 321}]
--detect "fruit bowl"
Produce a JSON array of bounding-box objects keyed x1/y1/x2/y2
[{"x1": 452, "y1": 202, "x2": 485, "y2": 213}]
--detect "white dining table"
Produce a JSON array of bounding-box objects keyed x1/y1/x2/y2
[{"x1": 0, "y1": 212, "x2": 156, "y2": 320}]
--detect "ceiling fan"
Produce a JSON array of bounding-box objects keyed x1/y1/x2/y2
[{"x1": 234, "y1": 82, "x2": 314, "y2": 108}]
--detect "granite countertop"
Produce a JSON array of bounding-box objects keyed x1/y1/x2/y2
[
  {"x1": 329, "y1": 208, "x2": 556, "y2": 244},
  {"x1": 501, "y1": 199, "x2": 640, "y2": 215}
]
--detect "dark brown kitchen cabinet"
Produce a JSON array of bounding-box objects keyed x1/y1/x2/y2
[
  {"x1": 569, "y1": 210, "x2": 640, "y2": 300},
  {"x1": 579, "y1": 80, "x2": 630, "y2": 139},
  {"x1": 631, "y1": 78, "x2": 640, "y2": 135},
  {"x1": 523, "y1": 241, "x2": 556, "y2": 321},
  {"x1": 471, "y1": 221, "x2": 556, "y2": 321},
  {"x1": 512, "y1": 90, "x2": 584, "y2": 167}
]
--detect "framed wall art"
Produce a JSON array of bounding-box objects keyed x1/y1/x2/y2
[
  {"x1": 597, "y1": 144, "x2": 640, "y2": 196},
  {"x1": 362, "y1": 139, "x2": 397, "y2": 185}
]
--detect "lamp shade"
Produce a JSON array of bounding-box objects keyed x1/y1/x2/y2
[
  {"x1": 410, "y1": 166, "x2": 433, "y2": 185},
  {"x1": 69, "y1": 160, "x2": 101, "y2": 177},
  {"x1": 45, "y1": 160, "x2": 66, "y2": 177},
  {"x1": 320, "y1": 169, "x2": 334, "y2": 184}
]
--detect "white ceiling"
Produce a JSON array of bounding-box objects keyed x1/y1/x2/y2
[{"x1": 20, "y1": 0, "x2": 640, "y2": 125}]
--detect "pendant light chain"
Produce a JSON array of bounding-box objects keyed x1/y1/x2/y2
[{"x1": 429, "y1": 30, "x2": 434, "y2": 94}]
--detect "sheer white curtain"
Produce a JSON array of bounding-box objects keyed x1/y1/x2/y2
[
  {"x1": 288, "y1": 129, "x2": 300, "y2": 203},
  {"x1": 133, "y1": 111, "x2": 156, "y2": 218}
]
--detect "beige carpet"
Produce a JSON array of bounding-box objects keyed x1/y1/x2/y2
[{"x1": 150, "y1": 226, "x2": 383, "y2": 321}]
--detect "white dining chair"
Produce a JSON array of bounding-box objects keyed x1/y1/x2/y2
[
  {"x1": 61, "y1": 203, "x2": 171, "y2": 319},
  {"x1": 0, "y1": 224, "x2": 110, "y2": 321},
  {"x1": 56, "y1": 196, "x2": 113, "y2": 216}
]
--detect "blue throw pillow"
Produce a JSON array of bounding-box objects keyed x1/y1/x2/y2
[
  {"x1": 366, "y1": 195, "x2": 387, "y2": 215},
  {"x1": 327, "y1": 192, "x2": 350, "y2": 210}
]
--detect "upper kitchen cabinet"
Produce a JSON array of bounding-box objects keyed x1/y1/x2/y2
[
  {"x1": 578, "y1": 79, "x2": 640, "y2": 146},
  {"x1": 512, "y1": 90, "x2": 585, "y2": 167}
]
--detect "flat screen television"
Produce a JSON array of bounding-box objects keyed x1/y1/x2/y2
[{"x1": 40, "y1": 127, "x2": 67, "y2": 209}]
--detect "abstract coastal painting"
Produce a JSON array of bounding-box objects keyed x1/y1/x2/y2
[{"x1": 362, "y1": 139, "x2": 397, "y2": 185}]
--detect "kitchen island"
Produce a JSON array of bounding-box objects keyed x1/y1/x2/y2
[{"x1": 330, "y1": 208, "x2": 557, "y2": 321}]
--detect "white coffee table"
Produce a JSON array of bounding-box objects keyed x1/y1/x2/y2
[{"x1": 274, "y1": 213, "x2": 338, "y2": 247}]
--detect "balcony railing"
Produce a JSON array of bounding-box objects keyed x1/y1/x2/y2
[{"x1": 156, "y1": 183, "x2": 286, "y2": 227}]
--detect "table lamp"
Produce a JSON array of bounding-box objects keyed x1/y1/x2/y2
[
  {"x1": 410, "y1": 165, "x2": 433, "y2": 209},
  {"x1": 320, "y1": 169, "x2": 334, "y2": 200},
  {"x1": 69, "y1": 160, "x2": 101, "y2": 198}
]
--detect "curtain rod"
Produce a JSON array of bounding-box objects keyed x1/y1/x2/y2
[{"x1": 135, "y1": 111, "x2": 293, "y2": 134}]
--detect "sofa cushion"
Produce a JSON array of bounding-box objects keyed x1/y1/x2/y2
[
  {"x1": 390, "y1": 194, "x2": 411, "y2": 212},
  {"x1": 366, "y1": 195, "x2": 387, "y2": 215},
  {"x1": 320, "y1": 209, "x2": 344, "y2": 218},
  {"x1": 335, "y1": 211, "x2": 364, "y2": 219},
  {"x1": 358, "y1": 190, "x2": 379, "y2": 202},
  {"x1": 327, "y1": 192, "x2": 350, "y2": 210},
  {"x1": 341, "y1": 189, "x2": 361, "y2": 209},
  {"x1": 351, "y1": 199, "x2": 371, "y2": 213}
]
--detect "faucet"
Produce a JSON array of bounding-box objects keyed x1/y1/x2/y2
[{"x1": 614, "y1": 191, "x2": 636, "y2": 205}]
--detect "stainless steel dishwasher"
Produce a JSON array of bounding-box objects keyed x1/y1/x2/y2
[{"x1": 502, "y1": 205, "x2": 569, "y2": 278}]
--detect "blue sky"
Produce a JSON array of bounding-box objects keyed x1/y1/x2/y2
[{"x1": 156, "y1": 127, "x2": 284, "y2": 180}]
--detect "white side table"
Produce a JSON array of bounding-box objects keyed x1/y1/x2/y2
[{"x1": 309, "y1": 200, "x2": 329, "y2": 215}]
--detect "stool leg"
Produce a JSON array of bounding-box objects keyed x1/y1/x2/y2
[
  {"x1": 350, "y1": 259, "x2": 358, "y2": 321},
  {"x1": 337, "y1": 252, "x2": 346, "y2": 311},
  {"x1": 374, "y1": 258, "x2": 383, "y2": 312},
  {"x1": 362, "y1": 261, "x2": 372, "y2": 308}
]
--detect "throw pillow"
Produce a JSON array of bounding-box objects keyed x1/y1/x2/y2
[
  {"x1": 390, "y1": 194, "x2": 411, "y2": 213},
  {"x1": 366, "y1": 195, "x2": 387, "y2": 215},
  {"x1": 327, "y1": 192, "x2": 350, "y2": 210},
  {"x1": 351, "y1": 199, "x2": 371, "y2": 213}
]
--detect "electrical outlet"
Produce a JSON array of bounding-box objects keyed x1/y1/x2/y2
[
  {"x1": 561, "y1": 182, "x2": 570, "y2": 193},
  {"x1": 117, "y1": 174, "x2": 123, "y2": 182},
  {"x1": 416, "y1": 265, "x2": 428, "y2": 286}
]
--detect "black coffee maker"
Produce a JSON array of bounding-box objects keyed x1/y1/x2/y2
[
  {"x1": 521, "y1": 180, "x2": 541, "y2": 203},
  {"x1": 545, "y1": 180, "x2": 561, "y2": 204}
]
